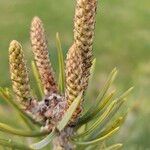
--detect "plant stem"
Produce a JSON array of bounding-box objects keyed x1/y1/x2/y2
[{"x1": 52, "y1": 127, "x2": 75, "y2": 150}]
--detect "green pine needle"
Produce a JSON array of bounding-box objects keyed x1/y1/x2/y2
[
  {"x1": 57, "y1": 92, "x2": 83, "y2": 131},
  {"x1": 73, "y1": 100, "x2": 117, "y2": 139},
  {"x1": 77, "y1": 68, "x2": 118, "y2": 126},
  {"x1": 99, "y1": 113, "x2": 127, "y2": 137},
  {"x1": 104, "y1": 143, "x2": 123, "y2": 150},
  {"x1": 0, "y1": 122, "x2": 48, "y2": 137},
  {"x1": 88, "y1": 88, "x2": 133, "y2": 139},
  {"x1": 72, "y1": 127, "x2": 119, "y2": 145},
  {"x1": 0, "y1": 87, "x2": 41, "y2": 128},
  {"x1": 0, "y1": 138, "x2": 33, "y2": 150},
  {"x1": 30, "y1": 130, "x2": 56, "y2": 150},
  {"x1": 56, "y1": 32, "x2": 65, "y2": 94},
  {"x1": 31, "y1": 61, "x2": 44, "y2": 98}
]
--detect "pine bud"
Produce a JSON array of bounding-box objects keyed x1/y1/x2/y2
[
  {"x1": 30, "y1": 16, "x2": 58, "y2": 95},
  {"x1": 9, "y1": 40, "x2": 31, "y2": 107},
  {"x1": 65, "y1": 44, "x2": 83, "y2": 121},
  {"x1": 74, "y1": 0, "x2": 97, "y2": 91},
  {"x1": 65, "y1": 44, "x2": 83, "y2": 105}
]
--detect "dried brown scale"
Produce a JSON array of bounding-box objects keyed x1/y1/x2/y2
[
  {"x1": 24, "y1": 93, "x2": 67, "y2": 132},
  {"x1": 38, "y1": 94, "x2": 68, "y2": 132},
  {"x1": 30, "y1": 16, "x2": 58, "y2": 95},
  {"x1": 74, "y1": 0, "x2": 97, "y2": 91},
  {"x1": 9, "y1": 40, "x2": 32, "y2": 108}
]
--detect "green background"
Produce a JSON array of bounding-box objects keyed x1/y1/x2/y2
[{"x1": 0, "y1": 0, "x2": 149, "y2": 149}]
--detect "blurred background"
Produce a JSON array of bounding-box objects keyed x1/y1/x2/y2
[{"x1": 0, "y1": 0, "x2": 149, "y2": 149}]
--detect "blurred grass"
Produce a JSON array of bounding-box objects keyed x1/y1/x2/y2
[{"x1": 0, "y1": 0, "x2": 149, "y2": 149}]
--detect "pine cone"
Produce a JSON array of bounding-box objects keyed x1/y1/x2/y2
[
  {"x1": 30, "y1": 16, "x2": 58, "y2": 95},
  {"x1": 74, "y1": 0, "x2": 97, "y2": 91},
  {"x1": 9, "y1": 40, "x2": 31, "y2": 107}
]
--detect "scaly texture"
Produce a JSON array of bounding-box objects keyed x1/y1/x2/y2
[
  {"x1": 74, "y1": 0, "x2": 97, "y2": 91},
  {"x1": 9, "y1": 40, "x2": 31, "y2": 107},
  {"x1": 30, "y1": 16, "x2": 58, "y2": 95},
  {"x1": 65, "y1": 44, "x2": 83, "y2": 105},
  {"x1": 65, "y1": 44, "x2": 83, "y2": 121},
  {"x1": 65, "y1": 0, "x2": 98, "y2": 121},
  {"x1": 37, "y1": 94, "x2": 67, "y2": 131}
]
